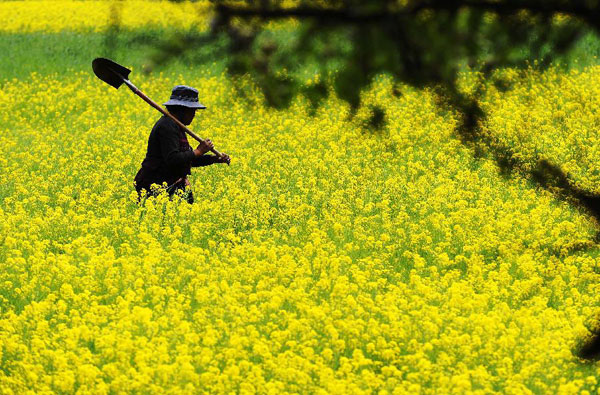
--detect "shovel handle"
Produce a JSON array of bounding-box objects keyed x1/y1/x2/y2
[{"x1": 122, "y1": 79, "x2": 226, "y2": 161}]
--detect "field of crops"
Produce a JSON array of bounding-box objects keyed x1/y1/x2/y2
[{"x1": 2, "y1": 1, "x2": 600, "y2": 393}]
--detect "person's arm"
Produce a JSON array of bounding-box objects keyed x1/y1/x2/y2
[
  {"x1": 192, "y1": 154, "x2": 220, "y2": 167},
  {"x1": 191, "y1": 139, "x2": 231, "y2": 166}
]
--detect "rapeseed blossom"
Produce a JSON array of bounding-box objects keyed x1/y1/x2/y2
[
  {"x1": 0, "y1": 1, "x2": 209, "y2": 33},
  {"x1": 1, "y1": 67, "x2": 600, "y2": 393},
  {"x1": 0, "y1": 0, "x2": 297, "y2": 33},
  {"x1": 2, "y1": 1, "x2": 600, "y2": 392}
]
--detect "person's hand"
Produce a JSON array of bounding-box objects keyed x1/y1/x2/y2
[
  {"x1": 218, "y1": 153, "x2": 231, "y2": 165},
  {"x1": 194, "y1": 139, "x2": 214, "y2": 156}
]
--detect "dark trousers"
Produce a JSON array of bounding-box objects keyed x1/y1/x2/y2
[
  {"x1": 166, "y1": 181, "x2": 194, "y2": 204},
  {"x1": 135, "y1": 183, "x2": 194, "y2": 204},
  {"x1": 134, "y1": 169, "x2": 194, "y2": 204}
]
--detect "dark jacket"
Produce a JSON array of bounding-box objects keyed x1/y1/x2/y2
[{"x1": 134, "y1": 115, "x2": 218, "y2": 191}]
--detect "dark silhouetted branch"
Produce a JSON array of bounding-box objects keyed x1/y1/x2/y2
[{"x1": 215, "y1": 1, "x2": 600, "y2": 30}]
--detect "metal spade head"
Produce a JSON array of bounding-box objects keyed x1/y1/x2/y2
[{"x1": 92, "y1": 58, "x2": 132, "y2": 89}]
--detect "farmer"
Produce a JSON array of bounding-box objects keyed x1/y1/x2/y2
[{"x1": 134, "y1": 85, "x2": 230, "y2": 204}]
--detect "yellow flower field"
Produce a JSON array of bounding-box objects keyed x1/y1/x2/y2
[
  {"x1": 2, "y1": 0, "x2": 600, "y2": 393},
  {"x1": 0, "y1": 0, "x2": 297, "y2": 33},
  {"x1": 0, "y1": 1, "x2": 209, "y2": 33},
  {"x1": 1, "y1": 66, "x2": 600, "y2": 393}
]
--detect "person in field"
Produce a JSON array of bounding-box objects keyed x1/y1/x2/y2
[{"x1": 134, "y1": 85, "x2": 230, "y2": 204}]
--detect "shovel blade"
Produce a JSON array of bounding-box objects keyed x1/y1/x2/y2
[{"x1": 92, "y1": 58, "x2": 132, "y2": 89}]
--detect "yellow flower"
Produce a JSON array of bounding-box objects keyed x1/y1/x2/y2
[{"x1": 2, "y1": 42, "x2": 600, "y2": 393}]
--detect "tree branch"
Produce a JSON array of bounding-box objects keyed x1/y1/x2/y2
[{"x1": 214, "y1": 1, "x2": 600, "y2": 29}]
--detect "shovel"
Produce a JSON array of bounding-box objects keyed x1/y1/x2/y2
[{"x1": 92, "y1": 57, "x2": 228, "y2": 163}]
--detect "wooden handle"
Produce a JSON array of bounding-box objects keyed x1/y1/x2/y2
[{"x1": 123, "y1": 79, "x2": 226, "y2": 160}]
